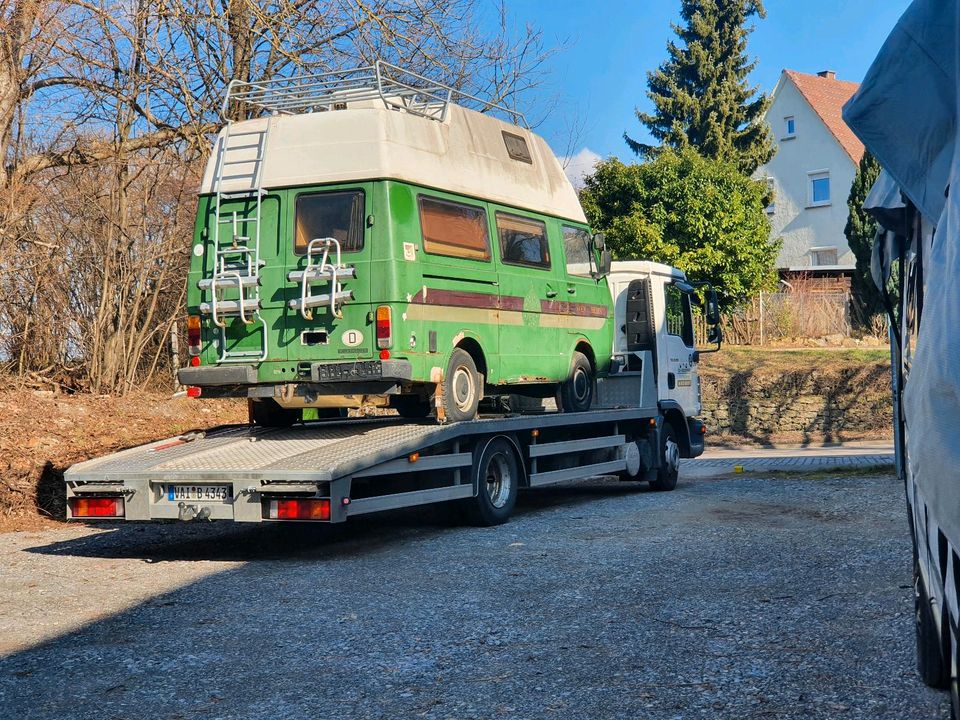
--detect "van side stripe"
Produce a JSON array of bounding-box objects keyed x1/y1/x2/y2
[
  {"x1": 540, "y1": 300, "x2": 609, "y2": 318},
  {"x1": 411, "y1": 288, "x2": 609, "y2": 318},
  {"x1": 411, "y1": 289, "x2": 524, "y2": 311}
]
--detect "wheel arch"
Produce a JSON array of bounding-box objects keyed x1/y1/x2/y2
[
  {"x1": 453, "y1": 334, "x2": 488, "y2": 380},
  {"x1": 659, "y1": 400, "x2": 692, "y2": 457},
  {"x1": 572, "y1": 339, "x2": 596, "y2": 372}
]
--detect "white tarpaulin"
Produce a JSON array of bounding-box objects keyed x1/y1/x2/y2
[{"x1": 843, "y1": 0, "x2": 960, "y2": 540}]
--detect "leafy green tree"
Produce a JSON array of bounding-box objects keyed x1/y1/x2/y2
[
  {"x1": 626, "y1": 0, "x2": 774, "y2": 175},
  {"x1": 844, "y1": 151, "x2": 884, "y2": 326},
  {"x1": 581, "y1": 150, "x2": 780, "y2": 306}
]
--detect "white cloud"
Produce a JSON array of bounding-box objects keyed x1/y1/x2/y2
[{"x1": 560, "y1": 147, "x2": 602, "y2": 189}]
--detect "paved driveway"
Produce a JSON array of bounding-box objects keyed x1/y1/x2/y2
[{"x1": 0, "y1": 455, "x2": 944, "y2": 720}]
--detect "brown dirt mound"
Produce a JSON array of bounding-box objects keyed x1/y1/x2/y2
[{"x1": 0, "y1": 390, "x2": 246, "y2": 532}]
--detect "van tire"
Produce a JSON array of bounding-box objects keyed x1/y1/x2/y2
[
  {"x1": 649, "y1": 423, "x2": 680, "y2": 491},
  {"x1": 441, "y1": 348, "x2": 482, "y2": 422},
  {"x1": 559, "y1": 351, "x2": 594, "y2": 413},
  {"x1": 393, "y1": 396, "x2": 432, "y2": 419},
  {"x1": 250, "y1": 398, "x2": 300, "y2": 427},
  {"x1": 462, "y1": 436, "x2": 519, "y2": 526}
]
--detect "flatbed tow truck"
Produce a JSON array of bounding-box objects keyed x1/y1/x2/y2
[
  {"x1": 64, "y1": 348, "x2": 705, "y2": 526},
  {"x1": 64, "y1": 64, "x2": 721, "y2": 527},
  {"x1": 65, "y1": 256, "x2": 720, "y2": 527}
]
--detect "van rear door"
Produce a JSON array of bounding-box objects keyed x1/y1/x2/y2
[{"x1": 282, "y1": 184, "x2": 374, "y2": 368}]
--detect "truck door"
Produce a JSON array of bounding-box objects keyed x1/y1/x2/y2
[
  {"x1": 492, "y1": 209, "x2": 563, "y2": 382},
  {"x1": 282, "y1": 184, "x2": 374, "y2": 366},
  {"x1": 662, "y1": 283, "x2": 700, "y2": 415}
]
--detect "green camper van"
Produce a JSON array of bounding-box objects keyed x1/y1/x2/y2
[{"x1": 179, "y1": 63, "x2": 613, "y2": 423}]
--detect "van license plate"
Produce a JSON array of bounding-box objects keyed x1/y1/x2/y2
[{"x1": 166, "y1": 485, "x2": 232, "y2": 502}]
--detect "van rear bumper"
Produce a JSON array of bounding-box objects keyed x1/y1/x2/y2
[{"x1": 178, "y1": 360, "x2": 413, "y2": 387}]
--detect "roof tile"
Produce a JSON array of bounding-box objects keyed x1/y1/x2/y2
[{"x1": 784, "y1": 69, "x2": 864, "y2": 164}]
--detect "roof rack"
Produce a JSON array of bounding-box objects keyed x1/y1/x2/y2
[{"x1": 221, "y1": 60, "x2": 528, "y2": 128}]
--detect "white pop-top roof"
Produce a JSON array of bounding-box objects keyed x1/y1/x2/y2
[{"x1": 200, "y1": 99, "x2": 588, "y2": 223}]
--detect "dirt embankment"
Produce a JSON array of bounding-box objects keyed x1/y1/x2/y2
[
  {"x1": 0, "y1": 389, "x2": 246, "y2": 531},
  {"x1": 699, "y1": 348, "x2": 893, "y2": 446}
]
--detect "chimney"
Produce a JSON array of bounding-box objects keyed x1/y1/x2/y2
[{"x1": 817, "y1": 70, "x2": 837, "y2": 80}]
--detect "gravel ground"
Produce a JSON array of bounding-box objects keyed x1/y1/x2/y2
[{"x1": 0, "y1": 471, "x2": 949, "y2": 720}]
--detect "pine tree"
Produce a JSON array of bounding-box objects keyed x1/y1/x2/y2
[
  {"x1": 626, "y1": 0, "x2": 774, "y2": 175},
  {"x1": 844, "y1": 151, "x2": 883, "y2": 326}
]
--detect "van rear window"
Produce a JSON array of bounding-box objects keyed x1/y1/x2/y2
[
  {"x1": 295, "y1": 190, "x2": 364, "y2": 254},
  {"x1": 496, "y1": 213, "x2": 550, "y2": 269},
  {"x1": 418, "y1": 196, "x2": 490, "y2": 261}
]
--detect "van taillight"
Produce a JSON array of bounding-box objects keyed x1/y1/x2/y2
[
  {"x1": 187, "y1": 315, "x2": 201, "y2": 355},
  {"x1": 376, "y1": 306, "x2": 392, "y2": 349}
]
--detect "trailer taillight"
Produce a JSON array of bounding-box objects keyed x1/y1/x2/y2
[
  {"x1": 376, "y1": 306, "x2": 392, "y2": 349},
  {"x1": 265, "y1": 498, "x2": 331, "y2": 521},
  {"x1": 187, "y1": 386, "x2": 201, "y2": 398},
  {"x1": 70, "y1": 497, "x2": 124, "y2": 518},
  {"x1": 187, "y1": 315, "x2": 201, "y2": 355}
]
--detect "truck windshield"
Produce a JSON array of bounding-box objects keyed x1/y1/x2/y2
[{"x1": 294, "y1": 190, "x2": 365, "y2": 254}]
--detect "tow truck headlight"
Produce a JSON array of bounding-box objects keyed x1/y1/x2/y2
[{"x1": 70, "y1": 497, "x2": 124, "y2": 518}]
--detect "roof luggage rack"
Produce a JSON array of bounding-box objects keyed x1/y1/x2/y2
[{"x1": 221, "y1": 60, "x2": 528, "y2": 128}]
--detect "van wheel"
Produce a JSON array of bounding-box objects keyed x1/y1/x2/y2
[
  {"x1": 441, "y1": 348, "x2": 482, "y2": 422},
  {"x1": 649, "y1": 423, "x2": 680, "y2": 491},
  {"x1": 393, "y1": 396, "x2": 432, "y2": 419},
  {"x1": 250, "y1": 398, "x2": 300, "y2": 427},
  {"x1": 560, "y1": 351, "x2": 594, "y2": 413},
  {"x1": 462, "y1": 437, "x2": 519, "y2": 526}
]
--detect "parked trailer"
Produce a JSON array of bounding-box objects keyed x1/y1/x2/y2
[{"x1": 65, "y1": 364, "x2": 704, "y2": 526}]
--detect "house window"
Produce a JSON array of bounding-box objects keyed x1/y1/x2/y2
[
  {"x1": 808, "y1": 171, "x2": 831, "y2": 206},
  {"x1": 811, "y1": 247, "x2": 838, "y2": 266},
  {"x1": 784, "y1": 116, "x2": 796, "y2": 138},
  {"x1": 418, "y1": 196, "x2": 491, "y2": 261},
  {"x1": 764, "y1": 177, "x2": 776, "y2": 214}
]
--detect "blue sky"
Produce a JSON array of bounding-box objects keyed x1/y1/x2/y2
[{"x1": 499, "y1": 0, "x2": 912, "y2": 174}]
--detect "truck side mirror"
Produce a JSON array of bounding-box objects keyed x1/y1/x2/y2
[
  {"x1": 592, "y1": 232, "x2": 606, "y2": 251},
  {"x1": 597, "y1": 249, "x2": 612, "y2": 278},
  {"x1": 708, "y1": 324, "x2": 723, "y2": 346},
  {"x1": 705, "y1": 288, "x2": 721, "y2": 326}
]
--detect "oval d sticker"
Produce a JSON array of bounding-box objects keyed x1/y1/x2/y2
[{"x1": 342, "y1": 329, "x2": 364, "y2": 347}]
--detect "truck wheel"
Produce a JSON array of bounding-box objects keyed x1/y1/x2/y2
[
  {"x1": 559, "y1": 351, "x2": 594, "y2": 413},
  {"x1": 441, "y1": 348, "x2": 482, "y2": 422},
  {"x1": 649, "y1": 423, "x2": 680, "y2": 491},
  {"x1": 250, "y1": 398, "x2": 300, "y2": 427},
  {"x1": 916, "y1": 562, "x2": 950, "y2": 688},
  {"x1": 463, "y1": 437, "x2": 519, "y2": 526}
]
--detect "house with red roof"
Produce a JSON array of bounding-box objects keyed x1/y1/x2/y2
[{"x1": 758, "y1": 70, "x2": 865, "y2": 282}]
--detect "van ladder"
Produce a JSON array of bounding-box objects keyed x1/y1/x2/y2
[
  {"x1": 287, "y1": 238, "x2": 356, "y2": 320},
  {"x1": 199, "y1": 119, "x2": 271, "y2": 363}
]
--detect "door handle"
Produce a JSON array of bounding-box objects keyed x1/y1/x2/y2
[
  {"x1": 546, "y1": 290, "x2": 558, "y2": 298},
  {"x1": 566, "y1": 286, "x2": 576, "y2": 294}
]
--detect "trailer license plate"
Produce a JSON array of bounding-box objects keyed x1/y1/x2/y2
[{"x1": 166, "y1": 485, "x2": 231, "y2": 502}]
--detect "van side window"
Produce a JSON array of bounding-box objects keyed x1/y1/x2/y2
[
  {"x1": 562, "y1": 225, "x2": 594, "y2": 277},
  {"x1": 418, "y1": 196, "x2": 491, "y2": 261},
  {"x1": 295, "y1": 190, "x2": 364, "y2": 254},
  {"x1": 496, "y1": 213, "x2": 550, "y2": 268}
]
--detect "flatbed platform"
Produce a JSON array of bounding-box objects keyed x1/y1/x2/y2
[{"x1": 65, "y1": 373, "x2": 703, "y2": 526}]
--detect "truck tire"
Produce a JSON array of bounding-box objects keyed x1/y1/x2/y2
[
  {"x1": 559, "y1": 351, "x2": 594, "y2": 413},
  {"x1": 462, "y1": 436, "x2": 519, "y2": 526},
  {"x1": 649, "y1": 423, "x2": 680, "y2": 491},
  {"x1": 250, "y1": 398, "x2": 300, "y2": 427},
  {"x1": 916, "y1": 562, "x2": 950, "y2": 689},
  {"x1": 441, "y1": 348, "x2": 482, "y2": 422}
]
